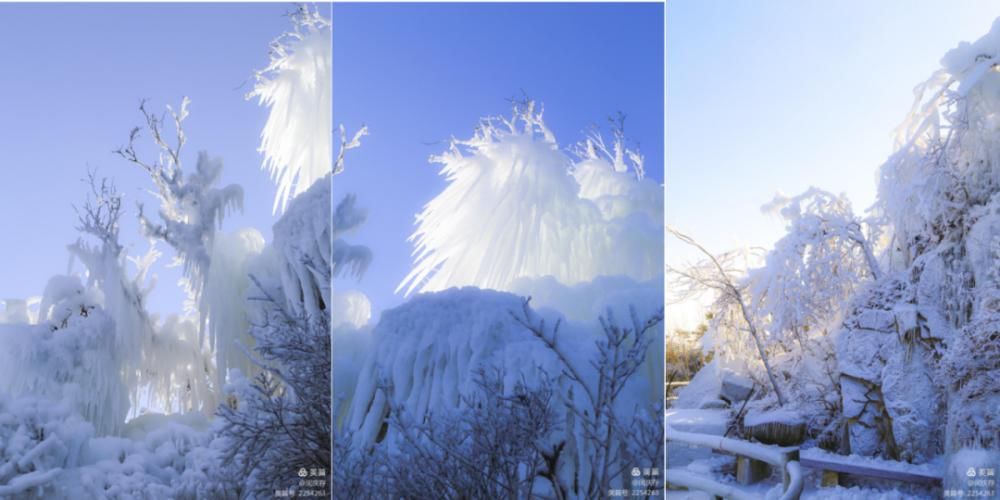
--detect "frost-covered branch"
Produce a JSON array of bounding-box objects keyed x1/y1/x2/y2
[
  {"x1": 511, "y1": 298, "x2": 664, "y2": 497},
  {"x1": 115, "y1": 98, "x2": 243, "y2": 305},
  {"x1": 373, "y1": 368, "x2": 562, "y2": 499},
  {"x1": 572, "y1": 111, "x2": 645, "y2": 180},
  {"x1": 72, "y1": 170, "x2": 124, "y2": 258},
  {"x1": 216, "y1": 273, "x2": 331, "y2": 498},
  {"x1": 334, "y1": 124, "x2": 368, "y2": 176},
  {"x1": 667, "y1": 227, "x2": 787, "y2": 407}
]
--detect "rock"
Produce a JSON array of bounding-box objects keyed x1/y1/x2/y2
[
  {"x1": 720, "y1": 372, "x2": 754, "y2": 403},
  {"x1": 856, "y1": 308, "x2": 896, "y2": 331}
]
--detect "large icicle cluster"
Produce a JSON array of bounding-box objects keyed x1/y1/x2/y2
[
  {"x1": 271, "y1": 175, "x2": 332, "y2": 320},
  {"x1": 250, "y1": 5, "x2": 332, "y2": 213},
  {"x1": 199, "y1": 228, "x2": 264, "y2": 402},
  {"x1": 397, "y1": 101, "x2": 663, "y2": 296},
  {"x1": 347, "y1": 288, "x2": 580, "y2": 446}
]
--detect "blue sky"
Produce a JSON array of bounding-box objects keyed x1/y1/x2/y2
[
  {"x1": 332, "y1": 2, "x2": 665, "y2": 321},
  {"x1": 666, "y1": 0, "x2": 1000, "y2": 329},
  {"x1": 0, "y1": 3, "x2": 325, "y2": 317}
]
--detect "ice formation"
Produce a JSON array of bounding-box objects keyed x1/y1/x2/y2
[
  {"x1": 332, "y1": 192, "x2": 372, "y2": 331},
  {"x1": 347, "y1": 288, "x2": 581, "y2": 446},
  {"x1": 344, "y1": 287, "x2": 660, "y2": 496},
  {"x1": 397, "y1": 101, "x2": 663, "y2": 296},
  {"x1": 272, "y1": 175, "x2": 333, "y2": 319},
  {"x1": 199, "y1": 228, "x2": 264, "y2": 398},
  {"x1": 250, "y1": 6, "x2": 332, "y2": 213}
]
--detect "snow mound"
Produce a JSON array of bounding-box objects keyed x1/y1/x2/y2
[{"x1": 347, "y1": 288, "x2": 577, "y2": 445}]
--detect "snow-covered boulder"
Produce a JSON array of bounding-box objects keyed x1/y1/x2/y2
[{"x1": 720, "y1": 371, "x2": 754, "y2": 404}]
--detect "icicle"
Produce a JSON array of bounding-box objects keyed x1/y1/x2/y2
[
  {"x1": 249, "y1": 6, "x2": 332, "y2": 213},
  {"x1": 397, "y1": 101, "x2": 663, "y2": 296}
]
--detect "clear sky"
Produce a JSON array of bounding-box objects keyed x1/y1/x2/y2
[
  {"x1": 666, "y1": 0, "x2": 1000, "y2": 330},
  {"x1": 332, "y1": 2, "x2": 665, "y2": 321},
  {"x1": 0, "y1": 3, "x2": 326, "y2": 318}
]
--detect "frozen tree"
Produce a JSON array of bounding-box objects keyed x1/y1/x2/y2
[
  {"x1": 736, "y1": 189, "x2": 884, "y2": 440},
  {"x1": 115, "y1": 99, "x2": 255, "y2": 405},
  {"x1": 331, "y1": 118, "x2": 371, "y2": 283},
  {"x1": 667, "y1": 228, "x2": 787, "y2": 406},
  {"x1": 114, "y1": 98, "x2": 243, "y2": 308},
  {"x1": 65, "y1": 173, "x2": 157, "y2": 433},
  {"x1": 250, "y1": 5, "x2": 332, "y2": 213},
  {"x1": 753, "y1": 187, "x2": 881, "y2": 346},
  {"x1": 332, "y1": 194, "x2": 371, "y2": 282},
  {"x1": 397, "y1": 100, "x2": 663, "y2": 296}
]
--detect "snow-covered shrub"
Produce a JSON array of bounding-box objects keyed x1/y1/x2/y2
[
  {"x1": 0, "y1": 300, "x2": 124, "y2": 440},
  {"x1": 212, "y1": 174, "x2": 333, "y2": 498},
  {"x1": 339, "y1": 286, "x2": 663, "y2": 498},
  {"x1": 373, "y1": 369, "x2": 562, "y2": 499},
  {"x1": 0, "y1": 395, "x2": 93, "y2": 498},
  {"x1": 214, "y1": 306, "x2": 330, "y2": 498}
]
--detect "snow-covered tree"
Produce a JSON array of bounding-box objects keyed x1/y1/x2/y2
[
  {"x1": 666, "y1": 228, "x2": 786, "y2": 405},
  {"x1": 116, "y1": 99, "x2": 255, "y2": 409},
  {"x1": 397, "y1": 100, "x2": 663, "y2": 296},
  {"x1": 752, "y1": 188, "x2": 881, "y2": 348}
]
